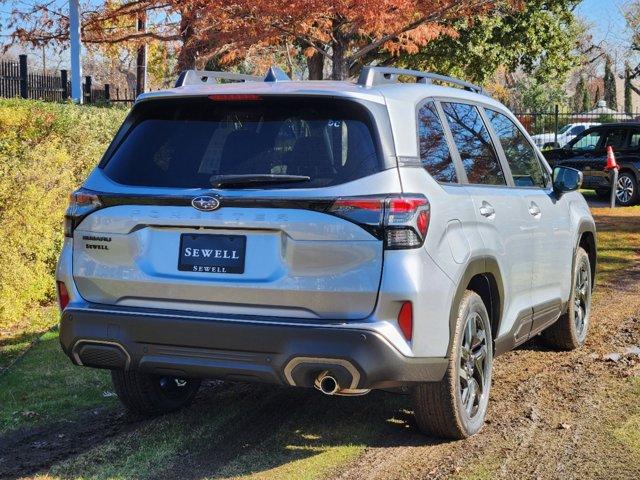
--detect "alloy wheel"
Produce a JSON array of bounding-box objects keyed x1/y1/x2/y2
[
  {"x1": 459, "y1": 312, "x2": 490, "y2": 418},
  {"x1": 616, "y1": 175, "x2": 634, "y2": 204}
]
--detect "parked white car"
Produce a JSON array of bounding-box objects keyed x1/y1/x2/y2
[{"x1": 531, "y1": 123, "x2": 599, "y2": 148}]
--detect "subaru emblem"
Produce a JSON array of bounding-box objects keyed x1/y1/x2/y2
[{"x1": 191, "y1": 196, "x2": 220, "y2": 212}]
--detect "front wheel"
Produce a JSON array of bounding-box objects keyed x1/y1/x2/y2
[
  {"x1": 542, "y1": 247, "x2": 592, "y2": 350},
  {"x1": 412, "y1": 291, "x2": 493, "y2": 439},
  {"x1": 111, "y1": 370, "x2": 201, "y2": 416}
]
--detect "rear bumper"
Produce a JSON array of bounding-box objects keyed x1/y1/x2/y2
[{"x1": 59, "y1": 305, "x2": 448, "y2": 390}]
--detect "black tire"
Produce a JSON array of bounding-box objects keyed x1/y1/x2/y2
[
  {"x1": 111, "y1": 370, "x2": 201, "y2": 416},
  {"x1": 412, "y1": 291, "x2": 493, "y2": 439},
  {"x1": 542, "y1": 247, "x2": 592, "y2": 350},
  {"x1": 615, "y1": 171, "x2": 638, "y2": 206}
]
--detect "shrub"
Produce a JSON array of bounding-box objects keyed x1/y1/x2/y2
[{"x1": 0, "y1": 99, "x2": 126, "y2": 334}]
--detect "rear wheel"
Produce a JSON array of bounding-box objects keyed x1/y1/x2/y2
[
  {"x1": 412, "y1": 291, "x2": 493, "y2": 439},
  {"x1": 111, "y1": 370, "x2": 201, "y2": 416},
  {"x1": 616, "y1": 172, "x2": 638, "y2": 206},
  {"x1": 542, "y1": 247, "x2": 592, "y2": 350}
]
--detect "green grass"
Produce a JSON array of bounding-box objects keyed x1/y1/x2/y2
[
  {"x1": 0, "y1": 330, "x2": 113, "y2": 433},
  {"x1": 612, "y1": 378, "x2": 640, "y2": 456},
  {"x1": 0, "y1": 305, "x2": 58, "y2": 372},
  {"x1": 590, "y1": 205, "x2": 640, "y2": 286}
]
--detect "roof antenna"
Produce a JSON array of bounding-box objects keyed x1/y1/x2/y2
[{"x1": 264, "y1": 66, "x2": 291, "y2": 82}]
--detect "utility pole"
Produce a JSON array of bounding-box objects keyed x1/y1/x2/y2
[
  {"x1": 136, "y1": 11, "x2": 147, "y2": 97},
  {"x1": 69, "y1": 0, "x2": 82, "y2": 103}
]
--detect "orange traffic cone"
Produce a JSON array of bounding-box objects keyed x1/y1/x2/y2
[{"x1": 605, "y1": 146, "x2": 619, "y2": 170}]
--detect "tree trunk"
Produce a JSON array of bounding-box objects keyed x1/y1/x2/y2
[
  {"x1": 176, "y1": 8, "x2": 197, "y2": 71},
  {"x1": 307, "y1": 51, "x2": 324, "y2": 80},
  {"x1": 331, "y1": 39, "x2": 349, "y2": 80}
]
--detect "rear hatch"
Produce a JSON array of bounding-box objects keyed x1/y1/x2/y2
[{"x1": 70, "y1": 95, "x2": 399, "y2": 320}]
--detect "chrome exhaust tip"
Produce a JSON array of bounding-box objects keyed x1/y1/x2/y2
[{"x1": 314, "y1": 370, "x2": 340, "y2": 395}]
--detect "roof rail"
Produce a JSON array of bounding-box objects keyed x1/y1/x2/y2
[
  {"x1": 357, "y1": 66, "x2": 485, "y2": 95},
  {"x1": 175, "y1": 70, "x2": 261, "y2": 88}
]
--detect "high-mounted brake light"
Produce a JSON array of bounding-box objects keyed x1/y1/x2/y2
[
  {"x1": 64, "y1": 188, "x2": 102, "y2": 237},
  {"x1": 208, "y1": 94, "x2": 262, "y2": 102},
  {"x1": 327, "y1": 195, "x2": 430, "y2": 249},
  {"x1": 397, "y1": 301, "x2": 413, "y2": 341}
]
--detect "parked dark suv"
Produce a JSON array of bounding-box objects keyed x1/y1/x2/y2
[{"x1": 544, "y1": 123, "x2": 640, "y2": 206}]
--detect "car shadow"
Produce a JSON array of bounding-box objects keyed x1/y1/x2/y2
[{"x1": 0, "y1": 380, "x2": 448, "y2": 480}]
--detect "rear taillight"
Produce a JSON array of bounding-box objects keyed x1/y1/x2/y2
[
  {"x1": 57, "y1": 281, "x2": 70, "y2": 310},
  {"x1": 397, "y1": 301, "x2": 413, "y2": 341},
  {"x1": 64, "y1": 188, "x2": 102, "y2": 237},
  {"x1": 328, "y1": 195, "x2": 430, "y2": 249}
]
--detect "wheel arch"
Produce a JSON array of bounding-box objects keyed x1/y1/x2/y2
[
  {"x1": 576, "y1": 220, "x2": 597, "y2": 291},
  {"x1": 448, "y1": 257, "x2": 504, "y2": 357}
]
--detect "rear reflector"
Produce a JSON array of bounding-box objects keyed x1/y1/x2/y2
[
  {"x1": 57, "y1": 281, "x2": 70, "y2": 310},
  {"x1": 397, "y1": 301, "x2": 413, "y2": 341}
]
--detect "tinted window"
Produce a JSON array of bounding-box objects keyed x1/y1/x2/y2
[
  {"x1": 569, "y1": 125, "x2": 586, "y2": 135},
  {"x1": 486, "y1": 110, "x2": 546, "y2": 188},
  {"x1": 569, "y1": 129, "x2": 602, "y2": 150},
  {"x1": 604, "y1": 128, "x2": 628, "y2": 149},
  {"x1": 417, "y1": 101, "x2": 457, "y2": 182},
  {"x1": 102, "y1": 97, "x2": 381, "y2": 189},
  {"x1": 630, "y1": 131, "x2": 640, "y2": 147},
  {"x1": 441, "y1": 103, "x2": 505, "y2": 185}
]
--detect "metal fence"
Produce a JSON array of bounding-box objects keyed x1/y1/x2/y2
[
  {"x1": 513, "y1": 105, "x2": 640, "y2": 147},
  {"x1": 0, "y1": 54, "x2": 134, "y2": 105}
]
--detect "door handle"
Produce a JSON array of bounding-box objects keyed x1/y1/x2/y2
[
  {"x1": 479, "y1": 202, "x2": 495, "y2": 218},
  {"x1": 529, "y1": 202, "x2": 541, "y2": 217}
]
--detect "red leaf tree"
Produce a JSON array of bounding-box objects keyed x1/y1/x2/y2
[{"x1": 193, "y1": 0, "x2": 516, "y2": 79}]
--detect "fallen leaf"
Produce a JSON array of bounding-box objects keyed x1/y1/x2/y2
[{"x1": 603, "y1": 353, "x2": 621, "y2": 362}]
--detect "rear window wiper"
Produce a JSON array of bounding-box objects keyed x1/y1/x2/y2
[{"x1": 210, "y1": 174, "x2": 311, "y2": 188}]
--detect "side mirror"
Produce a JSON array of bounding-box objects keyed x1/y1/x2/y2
[{"x1": 553, "y1": 166, "x2": 582, "y2": 197}]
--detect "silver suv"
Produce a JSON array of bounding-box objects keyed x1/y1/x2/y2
[{"x1": 56, "y1": 66, "x2": 596, "y2": 439}]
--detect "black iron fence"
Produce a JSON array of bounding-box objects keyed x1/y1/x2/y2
[
  {"x1": 0, "y1": 54, "x2": 135, "y2": 105},
  {"x1": 513, "y1": 105, "x2": 640, "y2": 147}
]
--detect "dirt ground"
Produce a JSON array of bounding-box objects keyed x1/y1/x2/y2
[{"x1": 1, "y1": 208, "x2": 639, "y2": 480}]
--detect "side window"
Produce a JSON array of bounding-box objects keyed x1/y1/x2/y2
[
  {"x1": 570, "y1": 130, "x2": 602, "y2": 150},
  {"x1": 630, "y1": 131, "x2": 640, "y2": 148},
  {"x1": 569, "y1": 125, "x2": 585, "y2": 135},
  {"x1": 486, "y1": 109, "x2": 546, "y2": 188},
  {"x1": 417, "y1": 101, "x2": 457, "y2": 183},
  {"x1": 604, "y1": 129, "x2": 628, "y2": 149},
  {"x1": 441, "y1": 102, "x2": 506, "y2": 185}
]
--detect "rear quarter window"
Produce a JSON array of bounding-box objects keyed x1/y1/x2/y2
[
  {"x1": 417, "y1": 100, "x2": 458, "y2": 183},
  {"x1": 100, "y1": 97, "x2": 383, "y2": 189}
]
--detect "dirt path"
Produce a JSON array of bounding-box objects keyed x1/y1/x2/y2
[
  {"x1": 0, "y1": 407, "x2": 142, "y2": 478},
  {"x1": 336, "y1": 236, "x2": 640, "y2": 479}
]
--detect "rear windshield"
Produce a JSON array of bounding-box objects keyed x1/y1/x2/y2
[{"x1": 100, "y1": 96, "x2": 382, "y2": 189}]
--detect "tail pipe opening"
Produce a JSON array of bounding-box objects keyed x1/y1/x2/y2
[{"x1": 314, "y1": 371, "x2": 340, "y2": 395}]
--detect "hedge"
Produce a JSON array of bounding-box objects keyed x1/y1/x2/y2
[{"x1": 0, "y1": 99, "x2": 126, "y2": 333}]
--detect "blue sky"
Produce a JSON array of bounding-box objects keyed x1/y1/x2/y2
[{"x1": 577, "y1": 0, "x2": 629, "y2": 46}]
